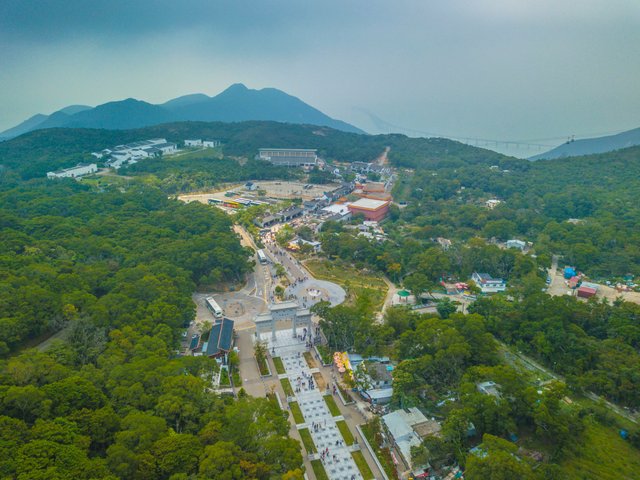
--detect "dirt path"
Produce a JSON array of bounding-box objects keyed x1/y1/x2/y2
[
  {"x1": 377, "y1": 276, "x2": 397, "y2": 322},
  {"x1": 375, "y1": 146, "x2": 390, "y2": 166}
]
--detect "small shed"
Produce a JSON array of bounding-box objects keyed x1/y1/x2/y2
[{"x1": 577, "y1": 282, "x2": 599, "y2": 298}]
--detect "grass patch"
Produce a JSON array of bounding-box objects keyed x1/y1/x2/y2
[
  {"x1": 219, "y1": 369, "x2": 231, "y2": 386},
  {"x1": 337, "y1": 383, "x2": 353, "y2": 404},
  {"x1": 559, "y1": 420, "x2": 640, "y2": 480},
  {"x1": 231, "y1": 370, "x2": 241, "y2": 386},
  {"x1": 298, "y1": 428, "x2": 317, "y2": 454},
  {"x1": 336, "y1": 420, "x2": 355, "y2": 445},
  {"x1": 316, "y1": 344, "x2": 333, "y2": 365},
  {"x1": 303, "y1": 351, "x2": 316, "y2": 368},
  {"x1": 361, "y1": 421, "x2": 400, "y2": 479},
  {"x1": 266, "y1": 392, "x2": 281, "y2": 411},
  {"x1": 256, "y1": 355, "x2": 270, "y2": 376},
  {"x1": 310, "y1": 460, "x2": 329, "y2": 480},
  {"x1": 289, "y1": 401, "x2": 305, "y2": 424},
  {"x1": 305, "y1": 259, "x2": 388, "y2": 312},
  {"x1": 273, "y1": 356, "x2": 286, "y2": 375},
  {"x1": 280, "y1": 378, "x2": 294, "y2": 397},
  {"x1": 323, "y1": 395, "x2": 341, "y2": 417},
  {"x1": 351, "y1": 451, "x2": 374, "y2": 480}
]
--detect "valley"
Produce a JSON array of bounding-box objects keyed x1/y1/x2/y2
[{"x1": 1, "y1": 121, "x2": 640, "y2": 480}]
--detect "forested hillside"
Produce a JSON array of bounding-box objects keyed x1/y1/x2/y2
[
  {"x1": 0, "y1": 121, "x2": 509, "y2": 182},
  {"x1": 0, "y1": 181, "x2": 307, "y2": 479},
  {"x1": 393, "y1": 145, "x2": 640, "y2": 277}
]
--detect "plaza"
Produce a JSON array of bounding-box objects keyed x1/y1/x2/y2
[{"x1": 261, "y1": 329, "x2": 365, "y2": 480}]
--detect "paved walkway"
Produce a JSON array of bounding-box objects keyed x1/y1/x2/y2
[
  {"x1": 287, "y1": 278, "x2": 347, "y2": 308},
  {"x1": 263, "y1": 329, "x2": 363, "y2": 480}
]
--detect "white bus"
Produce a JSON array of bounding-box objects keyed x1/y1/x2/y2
[
  {"x1": 205, "y1": 296, "x2": 224, "y2": 318},
  {"x1": 257, "y1": 249, "x2": 268, "y2": 265}
]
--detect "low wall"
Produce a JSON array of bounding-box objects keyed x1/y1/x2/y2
[{"x1": 356, "y1": 424, "x2": 389, "y2": 480}]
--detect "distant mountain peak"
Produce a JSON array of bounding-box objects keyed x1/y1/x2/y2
[
  {"x1": 530, "y1": 126, "x2": 640, "y2": 160},
  {"x1": 0, "y1": 83, "x2": 365, "y2": 139},
  {"x1": 224, "y1": 83, "x2": 249, "y2": 92}
]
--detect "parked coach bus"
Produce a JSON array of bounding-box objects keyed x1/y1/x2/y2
[
  {"x1": 257, "y1": 249, "x2": 268, "y2": 265},
  {"x1": 205, "y1": 296, "x2": 223, "y2": 319}
]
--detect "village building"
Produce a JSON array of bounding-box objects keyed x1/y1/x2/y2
[
  {"x1": 382, "y1": 407, "x2": 442, "y2": 476},
  {"x1": 577, "y1": 281, "x2": 599, "y2": 298},
  {"x1": 472, "y1": 272, "x2": 507, "y2": 293},
  {"x1": 347, "y1": 198, "x2": 390, "y2": 222},
  {"x1": 436, "y1": 237, "x2": 452, "y2": 250},
  {"x1": 185, "y1": 139, "x2": 220, "y2": 148},
  {"x1": 357, "y1": 362, "x2": 394, "y2": 405},
  {"x1": 296, "y1": 238, "x2": 322, "y2": 253},
  {"x1": 257, "y1": 148, "x2": 318, "y2": 167},
  {"x1": 506, "y1": 239, "x2": 526, "y2": 250},
  {"x1": 47, "y1": 163, "x2": 97, "y2": 179},
  {"x1": 477, "y1": 381, "x2": 501, "y2": 398},
  {"x1": 320, "y1": 204, "x2": 352, "y2": 222},
  {"x1": 193, "y1": 318, "x2": 235, "y2": 361},
  {"x1": 254, "y1": 206, "x2": 303, "y2": 228},
  {"x1": 96, "y1": 138, "x2": 178, "y2": 169},
  {"x1": 485, "y1": 199, "x2": 502, "y2": 209}
]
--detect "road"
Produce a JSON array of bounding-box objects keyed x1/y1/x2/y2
[
  {"x1": 234, "y1": 225, "x2": 272, "y2": 302},
  {"x1": 229, "y1": 229, "x2": 380, "y2": 479}
]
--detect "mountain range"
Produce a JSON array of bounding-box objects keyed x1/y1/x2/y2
[
  {"x1": 529, "y1": 127, "x2": 640, "y2": 160},
  {"x1": 0, "y1": 84, "x2": 364, "y2": 140}
]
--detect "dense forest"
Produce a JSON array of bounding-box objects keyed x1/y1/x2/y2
[
  {"x1": 313, "y1": 301, "x2": 636, "y2": 478},
  {"x1": 320, "y1": 222, "x2": 544, "y2": 289},
  {"x1": 2, "y1": 123, "x2": 640, "y2": 478},
  {"x1": 393, "y1": 145, "x2": 640, "y2": 278},
  {"x1": 0, "y1": 181, "x2": 307, "y2": 479},
  {"x1": 0, "y1": 120, "x2": 507, "y2": 182},
  {"x1": 471, "y1": 293, "x2": 640, "y2": 408},
  {"x1": 0, "y1": 181, "x2": 251, "y2": 354}
]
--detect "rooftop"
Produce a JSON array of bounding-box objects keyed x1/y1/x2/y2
[
  {"x1": 322, "y1": 204, "x2": 350, "y2": 215},
  {"x1": 412, "y1": 419, "x2": 442, "y2": 438},
  {"x1": 204, "y1": 318, "x2": 234, "y2": 356},
  {"x1": 349, "y1": 198, "x2": 389, "y2": 210},
  {"x1": 477, "y1": 380, "x2": 501, "y2": 397},
  {"x1": 269, "y1": 301, "x2": 300, "y2": 311},
  {"x1": 367, "y1": 362, "x2": 393, "y2": 383},
  {"x1": 259, "y1": 148, "x2": 317, "y2": 152}
]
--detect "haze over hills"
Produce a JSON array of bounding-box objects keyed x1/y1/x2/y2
[
  {"x1": 530, "y1": 126, "x2": 640, "y2": 160},
  {"x1": 0, "y1": 84, "x2": 364, "y2": 140}
]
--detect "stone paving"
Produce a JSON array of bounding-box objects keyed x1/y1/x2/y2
[
  {"x1": 263, "y1": 329, "x2": 363, "y2": 480},
  {"x1": 286, "y1": 278, "x2": 347, "y2": 308}
]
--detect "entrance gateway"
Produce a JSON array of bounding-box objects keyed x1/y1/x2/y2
[{"x1": 254, "y1": 301, "x2": 312, "y2": 340}]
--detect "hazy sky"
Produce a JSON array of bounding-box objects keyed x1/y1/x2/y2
[{"x1": 1, "y1": 0, "x2": 639, "y2": 156}]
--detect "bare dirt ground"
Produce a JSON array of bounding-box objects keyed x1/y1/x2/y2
[
  {"x1": 178, "y1": 180, "x2": 340, "y2": 204},
  {"x1": 547, "y1": 260, "x2": 640, "y2": 304},
  {"x1": 303, "y1": 351, "x2": 318, "y2": 369},
  {"x1": 313, "y1": 372, "x2": 327, "y2": 390},
  {"x1": 374, "y1": 146, "x2": 390, "y2": 166}
]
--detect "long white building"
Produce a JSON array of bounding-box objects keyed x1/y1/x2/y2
[
  {"x1": 257, "y1": 148, "x2": 318, "y2": 167},
  {"x1": 185, "y1": 139, "x2": 220, "y2": 148},
  {"x1": 47, "y1": 163, "x2": 98, "y2": 179},
  {"x1": 94, "y1": 138, "x2": 178, "y2": 169}
]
